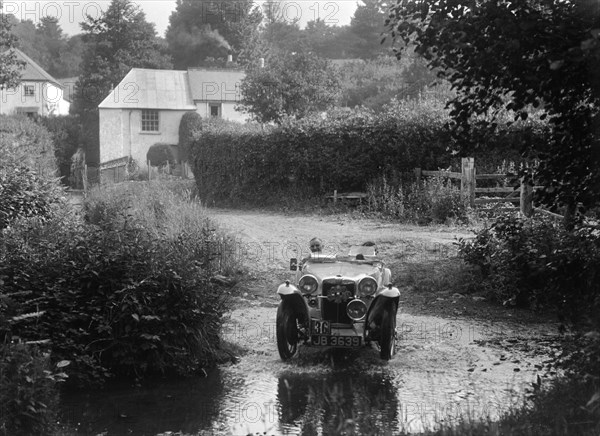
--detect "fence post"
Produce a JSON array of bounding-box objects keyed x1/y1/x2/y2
[
  {"x1": 147, "y1": 160, "x2": 151, "y2": 180},
  {"x1": 520, "y1": 177, "x2": 533, "y2": 217},
  {"x1": 461, "y1": 157, "x2": 475, "y2": 207},
  {"x1": 414, "y1": 167, "x2": 422, "y2": 186},
  {"x1": 83, "y1": 164, "x2": 88, "y2": 193},
  {"x1": 333, "y1": 189, "x2": 338, "y2": 204}
]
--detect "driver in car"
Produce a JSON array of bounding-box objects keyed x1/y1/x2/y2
[{"x1": 300, "y1": 237, "x2": 322, "y2": 269}]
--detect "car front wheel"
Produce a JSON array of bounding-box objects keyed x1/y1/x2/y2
[
  {"x1": 276, "y1": 300, "x2": 299, "y2": 361},
  {"x1": 379, "y1": 302, "x2": 397, "y2": 360}
]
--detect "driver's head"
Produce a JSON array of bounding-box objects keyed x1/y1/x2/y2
[{"x1": 309, "y1": 237, "x2": 322, "y2": 253}]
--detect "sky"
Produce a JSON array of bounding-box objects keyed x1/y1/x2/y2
[{"x1": 3, "y1": 1, "x2": 359, "y2": 37}]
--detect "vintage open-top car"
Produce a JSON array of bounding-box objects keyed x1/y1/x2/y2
[{"x1": 276, "y1": 244, "x2": 400, "y2": 361}]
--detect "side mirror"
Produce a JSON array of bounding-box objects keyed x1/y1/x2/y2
[{"x1": 290, "y1": 258, "x2": 298, "y2": 271}]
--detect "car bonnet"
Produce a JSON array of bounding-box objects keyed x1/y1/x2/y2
[{"x1": 302, "y1": 261, "x2": 381, "y2": 281}]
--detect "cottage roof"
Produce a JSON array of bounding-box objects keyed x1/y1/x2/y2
[
  {"x1": 98, "y1": 68, "x2": 196, "y2": 110},
  {"x1": 187, "y1": 68, "x2": 245, "y2": 102},
  {"x1": 12, "y1": 49, "x2": 62, "y2": 87}
]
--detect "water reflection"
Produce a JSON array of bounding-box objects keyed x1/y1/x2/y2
[
  {"x1": 58, "y1": 369, "x2": 225, "y2": 436},
  {"x1": 277, "y1": 370, "x2": 399, "y2": 436}
]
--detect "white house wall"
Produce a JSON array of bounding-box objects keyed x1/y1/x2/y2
[
  {"x1": 99, "y1": 108, "x2": 125, "y2": 164},
  {"x1": 99, "y1": 108, "x2": 192, "y2": 170},
  {"x1": 0, "y1": 81, "x2": 69, "y2": 116}
]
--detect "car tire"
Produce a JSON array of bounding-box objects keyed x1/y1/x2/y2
[
  {"x1": 379, "y1": 302, "x2": 397, "y2": 360},
  {"x1": 276, "y1": 300, "x2": 299, "y2": 361}
]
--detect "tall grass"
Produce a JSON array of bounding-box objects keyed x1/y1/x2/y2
[{"x1": 363, "y1": 174, "x2": 470, "y2": 225}]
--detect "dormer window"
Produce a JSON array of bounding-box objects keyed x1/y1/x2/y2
[{"x1": 23, "y1": 85, "x2": 35, "y2": 97}]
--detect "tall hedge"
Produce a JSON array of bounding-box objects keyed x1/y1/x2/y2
[{"x1": 190, "y1": 103, "x2": 549, "y2": 206}]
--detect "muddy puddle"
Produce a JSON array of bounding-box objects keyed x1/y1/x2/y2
[{"x1": 59, "y1": 306, "x2": 560, "y2": 435}]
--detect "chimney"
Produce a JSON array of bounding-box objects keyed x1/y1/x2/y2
[
  {"x1": 259, "y1": 57, "x2": 265, "y2": 68},
  {"x1": 227, "y1": 54, "x2": 233, "y2": 63}
]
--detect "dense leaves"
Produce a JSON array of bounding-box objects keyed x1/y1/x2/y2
[
  {"x1": 238, "y1": 50, "x2": 341, "y2": 123},
  {"x1": 191, "y1": 102, "x2": 543, "y2": 206},
  {"x1": 0, "y1": 182, "x2": 235, "y2": 387},
  {"x1": 386, "y1": 0, "x2": 600, "y2": 214},
  {"x1": 0, "y1": 345, "x2": 66, "y2": 436},
  {"x1": 40, "y1": 115, "x2": 82, "y2": 185},
  {"x1": 178, "y1": 112, "x2": 203, "y2": 163},
  {"x1": 0, "y1": 2, "x2": 24, "y2": 89},
  {"x1": 166, "y1": 0, "x2": 262, "y2": 69}
]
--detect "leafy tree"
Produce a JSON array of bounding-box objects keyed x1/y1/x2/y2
[
  {"x1": 348, "y1": 0, "x2": 392, "y2": 59},
  {"x1": 73, "y1": 0, "x2": 172, "y2": 165},
  {"x1": 304, "y1": 20, "x2": 350, "y2": 58},
  {"x1": 7, "y1": 14, "x2": 83, "y2": 78},
  {"x1": 166, "y1": 0, "x2": 262, "y2": 69},
  {"x1": 386, "y1": 0, "x2": 600, "y2": 217},
  {"x1": 238, "y1": 50, "x2": 341, "y2": 123},
  {"x1": 0, "y1": 8, "x2": 24, "y2": 88}
]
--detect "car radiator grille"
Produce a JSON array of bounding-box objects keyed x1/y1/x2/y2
[{"x1": 321, "y1": 280, "x2": 355, "y2": 324}]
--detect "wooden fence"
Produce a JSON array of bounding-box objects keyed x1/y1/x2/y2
[{"x1": 417, "y1": 157, "x2": 541, "y2": 217}]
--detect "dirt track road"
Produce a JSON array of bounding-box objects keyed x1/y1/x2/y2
[{"x1": 204, "y1": 208, "x2": 561, "y2": 435}]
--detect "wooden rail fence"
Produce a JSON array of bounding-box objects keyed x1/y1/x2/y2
[{"x1": 416, "y1": 157, "x2": 540, "y2": 217}]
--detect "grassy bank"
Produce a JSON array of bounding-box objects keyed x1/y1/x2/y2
[{"x1": 1, "y1": 179, "x2": 241, "y2": 435}]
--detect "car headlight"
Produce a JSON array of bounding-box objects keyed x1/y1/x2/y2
[
  {"x1": 298, "y1": 275, "x2": 318, "y2": 294},
  {"x1": 358, "y1": 277, "x2": 378, "y2": 296},
  {"x1": 347, "y1": 299, "x2": 367, "y2": 321}
]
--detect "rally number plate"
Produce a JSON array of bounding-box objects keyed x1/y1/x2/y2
[
  {"x1": 312, "y1": 335, "x2": 362, "y2": 347},
  {"x1": 311, "y1": 320, "x2": 330, "y2": 335}
]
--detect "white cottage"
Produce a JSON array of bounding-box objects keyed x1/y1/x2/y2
[
  {"x1": 0, "y1": 49, "x2": 70, "y2": 117},
  {"x1": 98, "y1": 67, "x2": 245, "y2": 177}
]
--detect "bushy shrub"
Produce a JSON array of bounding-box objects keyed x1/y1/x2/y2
[
  {"x1": 0, "y1": 344, "x2": 67, "y2": 436},
  {"x1": 190, "y1": 102, "x2": 547, "y2": 208},
  {"x1": 458, "y1": 214, "x2": 600, "y2": 314},
  {"x1": 147, "y1": 143, "x2": 176, "y2": 167},
  {"x1": 178, "y1": 112, "x2": 202, "y2": 163},
  {"x1": 0, "y1": 182, "x2": 237, "y2": 387},
  {"x1": 0, "y1": 115, "x2": 57, "y2": 176},
  {"x1": 0, "y1": 165, "x2": 66, "y2": 230}
]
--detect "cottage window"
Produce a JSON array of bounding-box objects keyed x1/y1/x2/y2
[
  {"x1": 23, "y1": 85, "x2": 35, "y2": 97},
  {"x1": 209, "y1": 103, "x2": 221, "y2": 118},
  {"x1": 141, "y1": 110, "x2": 159, "y2": 132}
]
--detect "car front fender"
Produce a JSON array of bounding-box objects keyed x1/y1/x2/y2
[
  {"x1": 277, "y1": 281, "x2": 300, "y2": 296},
  {"x1": 378, "y1": 285, "x2": 400, "y2": 299},
  {"x1": 278, "y1": 291, "x2": 309, "y2": 326}
]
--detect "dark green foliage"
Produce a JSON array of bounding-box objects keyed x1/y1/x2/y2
[
  {"x1": 178, "y1": 112, "x2": 203, "y2": 163},
  {"x1": 0, "y1": 344, "x2": 66, "y2": 436},
  {"x1": 458, "y1": 214, "x2": 600, "y2": 433},
  {"x1": 0, "y1": 166, "x2": 65, "y2": 230},
  {"x1": 147, "y1": 143, "x2": 176, "y2": 167},
  {"x1": 166, "y1": 0, "x2": 262, "y2": 69},
  {"x1": 0, "y1": 115, "x2": 65, "y2": 230},
  {"x1": 0, "y1": 183, "x2": 233, "y2": 387},
  {"x1": 0, "y1": 115, "x2": 57, "y2": 176},
  {"x1": 386, "y1": 0, "x2": 600, "y2": 213},
  {"x1": 0, "y1": 4, "x2": 24, "y2": 89},
  {"x1": 40, "y1": 115, "x2": 82, "y2": 185},
  {"x1": 239, "y1": 50, "x2": 342, "y2": 123},
  {"x1": 458, "y1": 215, "x2": 600, "y2": 316},
  {"x1": 191, "y1": 104, "x2": 544, "y2": 207}
]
